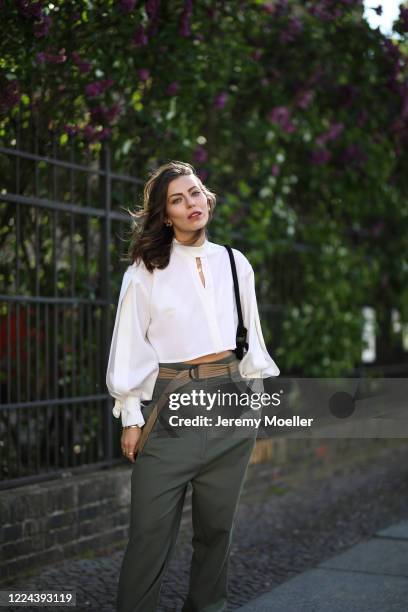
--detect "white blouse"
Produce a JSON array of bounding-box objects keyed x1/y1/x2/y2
[{"x1": 106, "y1": 237, "x2": 280, "y2": 426}]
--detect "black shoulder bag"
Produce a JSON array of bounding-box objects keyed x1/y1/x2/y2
[{"x1": 224, "y1": 245, "x2": 249, "y2": 360}]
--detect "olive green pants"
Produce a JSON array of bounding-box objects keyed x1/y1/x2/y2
[{"x1": 117, "y1": 354, "x2": 260, "y2": 612}]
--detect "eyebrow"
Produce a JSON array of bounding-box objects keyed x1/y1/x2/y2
[{"x1": 168, "y1": 186, "x2": 199, "y2": 199}]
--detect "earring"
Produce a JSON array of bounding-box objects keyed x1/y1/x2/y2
[{"x1": 164, "y1": 220, "x2": 172, "y2": 227}]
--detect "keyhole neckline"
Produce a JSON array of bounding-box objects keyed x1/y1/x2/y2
[{"x1": 195, "y1": 256, "x2": 206, "y2": 288}]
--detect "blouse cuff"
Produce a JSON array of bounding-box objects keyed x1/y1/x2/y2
[{"x1": 112, "y1": 396, "x2": 145, "y2": 427}]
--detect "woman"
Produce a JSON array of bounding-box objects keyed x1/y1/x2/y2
[{"x1": 106, "y1": 160, "x2": 280, "y2": 612}]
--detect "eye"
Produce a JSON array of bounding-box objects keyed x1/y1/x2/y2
[{"x1": 171, "y1": 191, "x2": 200, "y2": 203}]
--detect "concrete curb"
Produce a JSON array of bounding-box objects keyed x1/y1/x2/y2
[{"x1": 236, "y1": 520, "x2": 408, "y2": 612}]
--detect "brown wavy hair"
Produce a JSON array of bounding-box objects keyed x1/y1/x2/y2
[{"x1": 126, "y1": 161, "x2": 217, "y2": 272}]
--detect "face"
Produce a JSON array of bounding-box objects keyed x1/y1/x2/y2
[{"x1": 165, "y1": 174, "x2": 209, "y2": 242}]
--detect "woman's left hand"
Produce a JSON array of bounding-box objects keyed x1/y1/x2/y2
[{"x1": 121, "y1": 427, "x2": 142, "y2": 463}]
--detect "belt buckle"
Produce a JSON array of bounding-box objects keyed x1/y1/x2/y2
[{"x1": 189, "y1": 365, "x2": 200, "y2": 380}]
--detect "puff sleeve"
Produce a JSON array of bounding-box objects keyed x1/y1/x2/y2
[
  {"x1": 237, "y1": 259, "x2": 280, "y2": 380},
  {"x1": 106, "y1": 264, "x2": 159, "y2": 427}
]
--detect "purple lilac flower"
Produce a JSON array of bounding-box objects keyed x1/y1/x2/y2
[
  {"x1": 180, "y1": 0, "x2": 193, "y2": 37},
  {"x1": 72, "y1": 52, "x2": 92, "y2": 74},
  {"x1": 90, "y1": 106, "x2": 104, "y2": 122},
  {"x1": 296, "y1": 90, "x2": 314, "y2": 109},
  {"x1": 357, "y1": 110, "x2": 368, "y2": 127},
  {"x1": 15, "y1": 0, "x2": 43, "y2": 19},
  {"x1": 271, "y1": 164, "x2": 280, "y2": 177},
  {"x1": 274, "y1": 0, "x2": 289, "y2": 17},
  {"x1": 138, "y1": 69, "x2": 150, "y2": 82},
  {"x1": 340, "y1": 143, "x2": 367, "y2": 166},
  {"x1": 53, "y1": 50, "x2": 67, "y2": 63},
  {"x1": 383, "y1": 38, "x2": 400, "y2": 61},
  {"x1": 85, "y1": 83, "x2": 102, "y2": 98},
  {"x1": 385, "y1": 49, "x2": 399, "y2": 80},
  {"x1": 35, "y1": 49, "x2": 67, "y2": 64},
  {"x1": 268, "y1": 106, "x2": 290, "y2": 125},
  {"x1": 83, "y1": 125, "x2": 111, "y2": 142},
  {"x1": 309, "y1": 1, "x2": 341, "y2": 22},
  {"x1": 390, "y1": 116, "x2": 404, "y2": 136},
  {"x1": 309, "y1": 4, "x2": 331, "y2": 21},
  {"x1": 401, "y1": 87, "x2": 408, "y2": 120},
  {"x1": 371, "y1": 221, "x2": 384, "y2": 237},
  {"x1": 119, "y1": 0, "x2": 137, "y2": 14},
  {"x1": 283, "y1": 122, "x2": 295, "y2": 134},
  {"x1": 83, "y1": 125, "x2": 97, "y2": 141},
  {"x1": 280, "y1": 16, "x2": 303, "y2": 43},
  {"x1": 214, "y1": 92, "x2": 228, "y2": 110},
  {"x1": 90, "y1": 103, "x2": 122, "y2": 125},
  {"x1": 180, "y1": 15, "x2": 191, "y2": 36},
  {"x1": 193, "y1": 146, "x2": 208, "y2": 163},
  {"x1": 35, "y1": 52, "x2": 47, "y2": 64},
  {"x1": 132, "y1": 25, "x2": 148, "y2": 47},
  {"x1": 85, "y1": 78, "x2": 114, "y2": 98},
  {"x1": 64, "y1": 124, "x2": 79, "y2": 137},
  {"x1": 311, "y1": 148, "x2": 332, "y2": 165},
  {"x1": 316, "y1": 122, "x2": 344, "y2": 146},
  {"x1": 197, "y1": 168, "x2": 208, "y2": 182},
  {"x1": 399, "y1": 7, "x2": 408, "y2": 32},
  {"x1": 146, "y1": 0, "x2": 160, "y2": 20},
  {"x1": 166, "y1": 81, "x2": 180, "y2": 96},
  {"x1": 262, "y1": 3, "x2": 275, "y2": 15},
  {"x1": 308, "y1": 65, "x2": 325, "y2": 86},
  {"x1": 251, "y1": 49, "x2": 263, "y2": 61},
  {"x1": 105, "y1": 103, "x2": 123, "y2": 123},
  {"x1": 337, "y1": 83, "x2": 358, "y2": 107},
  {"x1": 146, "y1": 1, "x2": 161, "y2": 36},
  {"x1": 267, "y1": 106, "x2": 296, "y2": 133},
  {"x1": 269, "y1": 67, "x2": 282, "y2": 80},
  {"x1": 1, "y1": 80, "x2": 21, "y2": 110},
  {"x1": 97, "y1": 128, "x2": 112, "y2": 141},
  {"x1": 34, "y1": 15, "x2": 52, "y2": 38}
]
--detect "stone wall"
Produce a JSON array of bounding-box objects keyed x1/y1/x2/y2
[{"x1": 0, "y1": 466, "x2": 131, "y2": 583}]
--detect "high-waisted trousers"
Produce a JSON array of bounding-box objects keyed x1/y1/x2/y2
[{"x1": 116, "y1": 353, "x2": 260, "y2": 612}]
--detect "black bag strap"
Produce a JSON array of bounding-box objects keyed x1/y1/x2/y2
[
  {"x1": 224, "y1": 245, "x2": 244, "y2": 327},
  {"x1": 224, "y1": 245, "x2": 248, "y2": 358}
]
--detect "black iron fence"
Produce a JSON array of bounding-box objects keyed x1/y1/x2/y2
[{"x1": 0, "y1": 118, "x2": 145, "y2": 488}]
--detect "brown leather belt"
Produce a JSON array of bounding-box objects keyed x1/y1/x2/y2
[{"x1": 136, "y1": 360, "x2": 240, "y2": 457}]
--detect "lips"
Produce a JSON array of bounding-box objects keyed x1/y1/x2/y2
[{"x1": 188, "y1": 211, "x2": 202, "y2": 220}]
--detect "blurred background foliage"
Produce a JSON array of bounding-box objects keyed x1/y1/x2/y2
[{"x1": 1, "y1": 0, "x2": 408, "y2": 376}]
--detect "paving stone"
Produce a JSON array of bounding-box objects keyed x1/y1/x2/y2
[
  {"x1": 235, "y1": 569, "x2": 408, "y2": 612},
  {"x1": 376, "y1": 520, "x2": 408, "y2": 540},
  {"x1": 318, "y1": 538, "x2": 408, "y2": 577}
]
